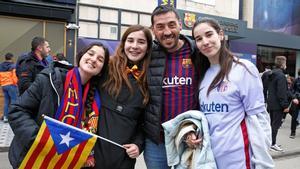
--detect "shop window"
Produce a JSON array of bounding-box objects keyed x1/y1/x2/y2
[
  {"x1": 100, "y1": 24, "x2": 118, "y2": 40},
  {"x1": 139, "y1": 14, "x2": 151, "y2": 27},
  {"x1": 79, "y1": 22, "x2": 98, "y2": 38},
  {"x1": 79, "y1": 6, "x2": 99, "y2": 21},
  {"x1": 121, "y1": 12, "x2": 138, "y2": 25},
  {"x1": 0, "y1": 16, "x2": 42, "y2": 60},
  {"x1": 100, "y1": 8, "x2": 118, "y2": 23},
  {"x1": 257, "y1": 45, "x2": 297, "y2": 77},
  {"x1": 45, "y1": 22, "x2": 65, "y2": 54}
]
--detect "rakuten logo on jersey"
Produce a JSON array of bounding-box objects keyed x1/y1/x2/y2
[{"x1": 162, "y1": 76, "x2": 192, "y2": 88}]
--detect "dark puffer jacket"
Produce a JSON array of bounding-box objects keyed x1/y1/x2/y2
[
  {"x1": 8, "y1": 62, "x2": 70, "y2": 168},
  {"x1": 266, "y1": 68, "x2": 289, "y2": 111},
  {"x1": 16, "y1": 52, "x2": 49, "y2": 95},
  {"x1": 144, "y1": 35, "x2": 200, "y2": 144}
]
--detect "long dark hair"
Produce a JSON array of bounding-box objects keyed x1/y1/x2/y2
[
  {"x1": 192, "y1": 17, "x2": 249, "y2": 96},
  {"x1": 103, "y1": 25, "x2": 152, "y2": 105},
  {"x1": 76, "y1": 42, "x2": 110, "y2": 117}
]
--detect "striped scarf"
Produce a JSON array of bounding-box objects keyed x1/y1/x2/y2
[{"x1": 55, "y1": 67, "x2": 101, "y2": 167}]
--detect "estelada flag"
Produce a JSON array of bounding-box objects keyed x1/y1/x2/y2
[{"x1": 19, "y1": 115, "x2": 97, "y2": 169}]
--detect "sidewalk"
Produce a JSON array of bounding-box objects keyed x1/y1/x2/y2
[
  {"x1": 270, "y1": 114, "x2": 300, "y2": 159},
  {"x1": 0, "y1": 114, "x2": 299, "y2": 168}
]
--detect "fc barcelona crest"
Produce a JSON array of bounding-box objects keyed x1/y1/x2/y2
[
  {"x1": 184, "y1": 12, "x2": 196, "y2": 28},
  {"x1": 182, "y1": 58, "x2": 192, "y2": 68}
]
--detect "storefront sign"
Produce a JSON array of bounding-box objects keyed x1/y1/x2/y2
[{"x1": 219, "y1": 20, "x2": 238, "y2": 33}]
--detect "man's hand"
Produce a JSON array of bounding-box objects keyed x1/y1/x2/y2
[
  {"x1": 283, "y1": 108, "x2": 290, "y2": 113},
  {"x1": 123, "y1": 144, "x2": 140, "y2": 159},
  {"x1": 185, "y1": 132, "x2": 202, "y2": 149}
]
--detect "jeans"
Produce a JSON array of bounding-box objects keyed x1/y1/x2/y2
[
  {"x1": 144, "y1": 139, "x2": 171, "y2": 169},
  {"x1": 2, "y1": 85, "x2": 18, "y2": 118}
]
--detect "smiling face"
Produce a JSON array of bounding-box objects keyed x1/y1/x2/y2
[
  {"x1": 152, "y1": 11, "x2": 182, "y2": 53},
  {"x1": 124, "y1": 30, "x2": 148, "y2": 64},
  {"x1": 193, "y1": 22, "x2": 224, "y2": 64},
  {"x1": 78, "y1": 45, "x2": 105, "y2": 82}
]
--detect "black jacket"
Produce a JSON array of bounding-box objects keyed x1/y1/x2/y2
[
  {"x1": 266, "y1": 68, "x2": 289, "y2": 111},
  {"x1": 8, "y1": 62, "x2": 70, "y2": 168},
  {"x1": 144, "y1": 35, "x2": 199, "y2": 144},
  {"x1": 94, "y1": 73, "x2": 145, "y2": 169},
  {"x1": 16, "y1": 52, "x2": 49, "y2": 95}
]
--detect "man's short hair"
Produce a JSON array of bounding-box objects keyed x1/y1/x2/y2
[
  {"x1": 31, "y1": 36, "x2": 46, "y2": 51},
  {"x1": 151, "y1": 4, "x2": 180, "y2": 25},
  {"x1": 274, "y1": 55, "x2": 286, "y2": 68},
  {"x1": 5, "y1": 52, "x2": 13, "y2": 60}
]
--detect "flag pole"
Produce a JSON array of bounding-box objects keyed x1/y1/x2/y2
[{"x1": 43, "y1": 115, "x2": 125, "y2": 149}]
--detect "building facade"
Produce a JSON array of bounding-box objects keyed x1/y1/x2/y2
[{"x1": 0, "y1": 0, "x2": 77, "y2": 63}]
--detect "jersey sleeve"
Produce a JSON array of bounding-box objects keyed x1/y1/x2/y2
[{"x1": 238, "y1": 61, "x2": 266, "y2": 115}]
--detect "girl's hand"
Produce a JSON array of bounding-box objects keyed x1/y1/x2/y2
[{"x1": 123, "y1": 144, "x2": 140, "y2": 159}]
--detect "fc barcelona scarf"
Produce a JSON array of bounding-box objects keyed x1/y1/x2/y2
[
  {"x1": 55, "y1": 67, "x2": 101, "y2": 127},
  {"x1": 55, "y1": 67, "x2": 101, "y2": 167}
]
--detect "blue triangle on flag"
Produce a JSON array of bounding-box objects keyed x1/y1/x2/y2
[{"x1": 45, "y1": 117, "x2": 93, "y2": 154}]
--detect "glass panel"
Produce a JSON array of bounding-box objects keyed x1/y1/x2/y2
[
  {"x1": 100, "y1": 8, "x2": 118, "y2": 23},
  {"x1": 0, "y1": 16, "x2": 43, "y2": 61},
  {"x1": 100, "y1": 24, "x2": 118, "y2": 40},
  {"x1": 121, "y1": 26, "x2": 129, "y2": 38},
  {"x1": 79, "y1": 21, "x2": 98, "y2": 38},
  {"x1": 121, "y1": 11, "x2": 138, "y2": 25},
  {"x1": 79, "y1": 6, "x2": 99, "y2": 21},
  {"x1": 45, "y1": 21, "x2": 65, "y2": 56},
  {"x1": 139, "y1": 14, "x2": 151, "y2": 27}
]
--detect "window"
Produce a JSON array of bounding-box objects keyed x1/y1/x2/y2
[
  {"x1": 100, "y1": 24, "x2": 118, "y2": 40},
  {"x1": 0, "y1": 16, "x2": 65, "y2": 60},
  {"x1": 100, "y1": 8, "x2": 118, "y2": 23},
  {"x1": 139, "y1": 14, "x2": 151, "y2": 27},
  {"x1": 79, "y1": 6, "x2": 99, "y2": 21},
  {"x1": 121, "y1": 12, "x2": 138, "y2": 25},
  {"x1": 79, "y1": 22, "x2": 98, "y2": 38}
]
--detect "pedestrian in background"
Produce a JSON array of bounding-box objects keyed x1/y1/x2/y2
[
  {"x1": 8, "y1": 42, "x2": 109, "y2": 168},
  {"x1": 286, "y1": 75, "x2": 299, "y2": 139},
  {"x1": 143, "y1": 5, "x2": 200, "y2": 169},
  {"x1": 192, "y1": 17, "x2": 273, "y2": 169},
  {"x1": 53, "y1": 53, "x2": 72, "y2": 65},
  {"x1": 0, "y1": 53, "x2": 18, "y2": 122},
  {"x1": 293, "y1": 69, "x2": 300, "y2": 127},
  {"x1": 266, "y1": 55, "x2": 290, "y2": 152},
  {"x1": 96, "y1": 25, "x2": 152, "y2": 169},
  {"x1": 16, "y1": 36, "x2": 51, "y2": 95}
]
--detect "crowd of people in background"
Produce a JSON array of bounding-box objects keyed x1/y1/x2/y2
[{"x1": 1, "y1": 4, "x2": 299, "y2": 169}]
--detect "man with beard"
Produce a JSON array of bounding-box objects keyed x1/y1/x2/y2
[
  {"x1": 16, "y1": 36, "x2": 51, "y2": 95},
  {"x1": 144, "y1": 5, "x2": 200, "y2": 169}
]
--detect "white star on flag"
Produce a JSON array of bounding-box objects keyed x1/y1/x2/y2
[{"x1": 59, "y1": 132, "x2": 74, "y2": 147}]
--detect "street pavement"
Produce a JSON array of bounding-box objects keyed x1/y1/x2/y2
[{"x1": 0, "y1": 115, "x2": 299, "y2": 169}]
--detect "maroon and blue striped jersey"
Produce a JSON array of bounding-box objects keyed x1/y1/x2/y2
[{"x1": 161, "y1": 42, "x2": 198, "y2": 123}]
